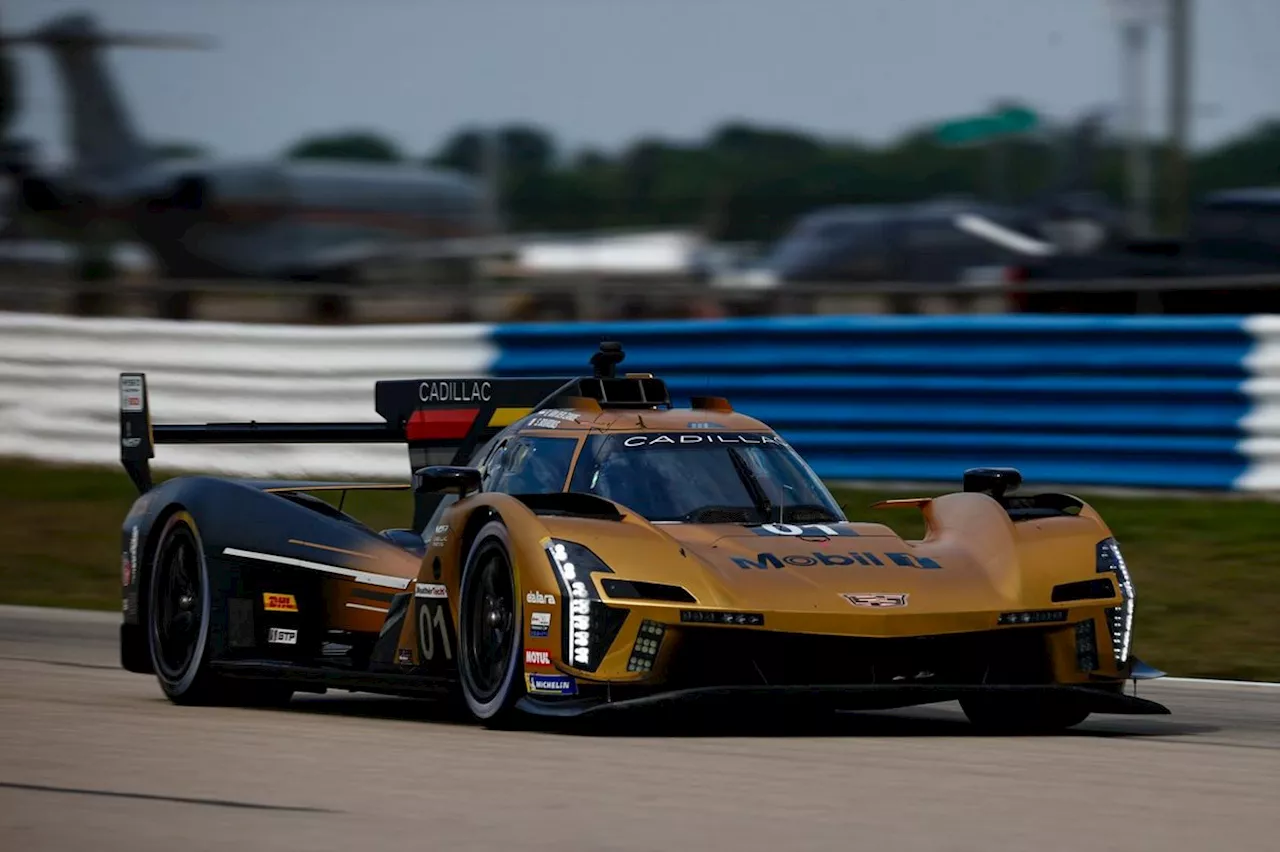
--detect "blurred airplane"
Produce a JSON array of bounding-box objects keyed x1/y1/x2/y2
[{"x1": 0, "y1": 12, "x2": 492, "y2": 282}]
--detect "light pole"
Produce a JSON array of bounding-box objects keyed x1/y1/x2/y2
[{"x1": 1107, "y1": 0, "x2": 1165, "y2": 238}]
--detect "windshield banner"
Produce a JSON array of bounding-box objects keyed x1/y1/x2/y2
[{"x1": 621, "y1": 433, "x2": 785, "y2": 448}]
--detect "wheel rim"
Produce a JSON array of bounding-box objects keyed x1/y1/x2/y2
[
  {"x1": 151, "y1": 525, "x2": 203, "y2": 680},
  {"x1": 463, "y1": 543, "x2": 515, "y2": 703}
]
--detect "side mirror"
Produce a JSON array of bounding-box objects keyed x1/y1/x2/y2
[
  {"x1": 963, "y1": 467, "x2": 1022, "y2": 499},
  {"x1": 413, "y1": 466, "x2": 482, "y2": 496}
]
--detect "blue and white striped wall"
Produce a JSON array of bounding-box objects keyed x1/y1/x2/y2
[
  {"x1": 498, "y1": 315, "x2": 1276, "y2": 492},
  {"x1": 1, "y1": 310, "x2": 1277, "y2": 491}
]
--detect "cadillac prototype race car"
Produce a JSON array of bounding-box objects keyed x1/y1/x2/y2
[{"x1": 116, "y1": 342, "x2": 1169, "y2": 731}]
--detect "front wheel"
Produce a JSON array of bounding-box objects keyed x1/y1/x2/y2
[
  {"x1": 960, "y1": 695, "x2": 1090, "y2": 734},
  {"x1": 456, "y1": 521, "x2": 524, "y2": 726}
]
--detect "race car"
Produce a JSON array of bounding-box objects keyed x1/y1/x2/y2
[{"x1": 116, "y1": 341, "x2": 1169, "y2": 731}]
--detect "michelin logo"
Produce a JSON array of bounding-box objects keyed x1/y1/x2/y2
[{"x1": 526, "y1": 673, "x2": 577, "y2": 695}]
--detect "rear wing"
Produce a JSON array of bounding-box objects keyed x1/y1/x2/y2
[
  {"x1": 119, "y1": 373, "x2": 567, "y2": 529},
  {"x1": 119, "y1": 341, "x2": 672, "y2": 527}
]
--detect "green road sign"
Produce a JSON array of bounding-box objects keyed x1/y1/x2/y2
[{"x1": 935, "y1": 107, "x2": 1039, "y2": 146}]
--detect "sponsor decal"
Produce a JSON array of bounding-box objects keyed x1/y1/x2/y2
[
  {"x1": 397, "y1": 648, "x2": 413, "y2": 665},
  {"x1": 525, "y1": 648, "x2": 552, "y2": 667},
  {"x1": 121, "y1": 437, "x2": 142, "y2": 449},
  {"x1": 622, "y1": 433, "x2": 783, "y2": 448},
  {"x1": 530, "y1": 611, "x2": 551, "y2": 638},
  {"x1": 526, "y1": 673, "x2": 577, "y2": 695},
  {"x1": 122, "y1": 526, "x2": 139, "y2": 587},
  {"x1": 267, "y1": 627, "x2": 298, "y2": 645},
  {"x1": 527, "y1": 407, "x2": 584, "y2": 429},
  {"x1": 680, "y1": 610, "x2": 765, "y2": 626},
  {"x1": 841, "y1": 592, "x2": 909, "y2": 609},
  {"x1": 119, "y1": 375, "x2": 144, "y2": 412},
  {"x1": 415, "y1": 582, "x2": 449, "y2": 599},
  {"x1": 526, "y1": 590, "x2": 556, "y2": 605},
  {"x1": 751, "y1": 523, "x2": 858, "y2": 538},
  {"x1": 686, "y1": 421, "x2": 725, "y2": 429},
  {"x1": 263, "y1": 593, "x2": 299, "y2": 612},
  {"x1": 419, "y1": 380, "x2": 491, "y2": 403},
  {"x1": 731, "y1": 551, "x2": 943, "y2": 570}
]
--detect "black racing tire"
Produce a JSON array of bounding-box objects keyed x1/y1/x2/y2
[
  {"x1": 147, "y1": 511, "x2": 220, "y2": 705},
  {"x1": 960, "y1": 695, "x2": 1091, "y2": 734},
  {"x1": 147, "y1": 512, "x2": 294, "y2": 708},
  {"x1": 456, "y1": 520, "x2": 524, "y2": 726}
]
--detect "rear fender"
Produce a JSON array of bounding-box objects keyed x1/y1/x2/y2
[{"x1": 126, "y1": 476, "x2": 414, "y2": 670}]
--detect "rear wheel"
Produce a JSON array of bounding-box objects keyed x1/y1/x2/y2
[
  {"x1": 456, "y1": 521, "x2": 524, "y2": 725},
  {"x1": 960, "y1": 695, "x2": 1090, "y2": 734},
  {"x1": 148, "y1": 512, "x2": 219, "y2": 704},
  {"x1": 148, "y1": 512, "x2": 293, "y2": 707}
]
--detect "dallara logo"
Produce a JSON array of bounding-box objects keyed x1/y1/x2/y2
[
  {"x1": 841, "y1": 593, "x2": 909, "y2": 608},
  {"x1": 263, "y1": 593, "x2": 298, "y2": 612}
]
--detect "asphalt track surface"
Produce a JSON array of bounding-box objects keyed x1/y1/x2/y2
[{"x1": 1, "y1": 606, "x2": 1276, "y2": 852}]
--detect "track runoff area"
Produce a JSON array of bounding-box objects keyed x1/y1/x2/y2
[{"x1": 0, "y1": 605, "x2": 1276, "y2": 852}]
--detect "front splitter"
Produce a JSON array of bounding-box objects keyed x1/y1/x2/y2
[{"x1": 517, "y1": 682, "x2": 1171, "y2": 718}]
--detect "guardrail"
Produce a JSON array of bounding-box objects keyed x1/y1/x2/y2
[
  {"x1": 0, "y1": 312, "x2": 492, "y2": 479},
  {"x1": 1, "y1": 310, "x2": 1276, "y2": 491}
]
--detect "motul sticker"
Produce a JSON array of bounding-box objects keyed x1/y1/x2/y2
[{"x1": 525, "y1": 649, "x2": 552, "y2": 667}]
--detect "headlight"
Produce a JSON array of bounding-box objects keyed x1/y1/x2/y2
[
  {"x1": 544, "y1": 539, "x2": 614, "y2": 672},
  {"x1": 1096, "y1": 537, "x2": 1135, "y2": 664}
]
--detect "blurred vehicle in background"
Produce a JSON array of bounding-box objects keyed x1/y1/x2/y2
[{"x1": 1017, "y1": 187, "x2": 1280, "y2": 313}]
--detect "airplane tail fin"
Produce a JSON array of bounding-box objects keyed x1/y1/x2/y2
[{"x1": 0, "y1": 13, "x2": 210, "y2": 179}]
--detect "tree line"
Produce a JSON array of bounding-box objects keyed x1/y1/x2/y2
[{"x1": 280, "y1": 111, "x2": 1280, "y2": 242}]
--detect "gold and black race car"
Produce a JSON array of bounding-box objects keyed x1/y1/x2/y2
[{"x1": 117, "y1": 342, "x2": 1168, "y2": 731}]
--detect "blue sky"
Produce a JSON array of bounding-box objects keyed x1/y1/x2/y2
[{"x1": 7, "y1": 0, "x2": 1279, "y2": 166}]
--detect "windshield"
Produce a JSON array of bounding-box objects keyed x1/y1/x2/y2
[{"x1": 567, "y1": 432, "x2": 843, "y2": 524}]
